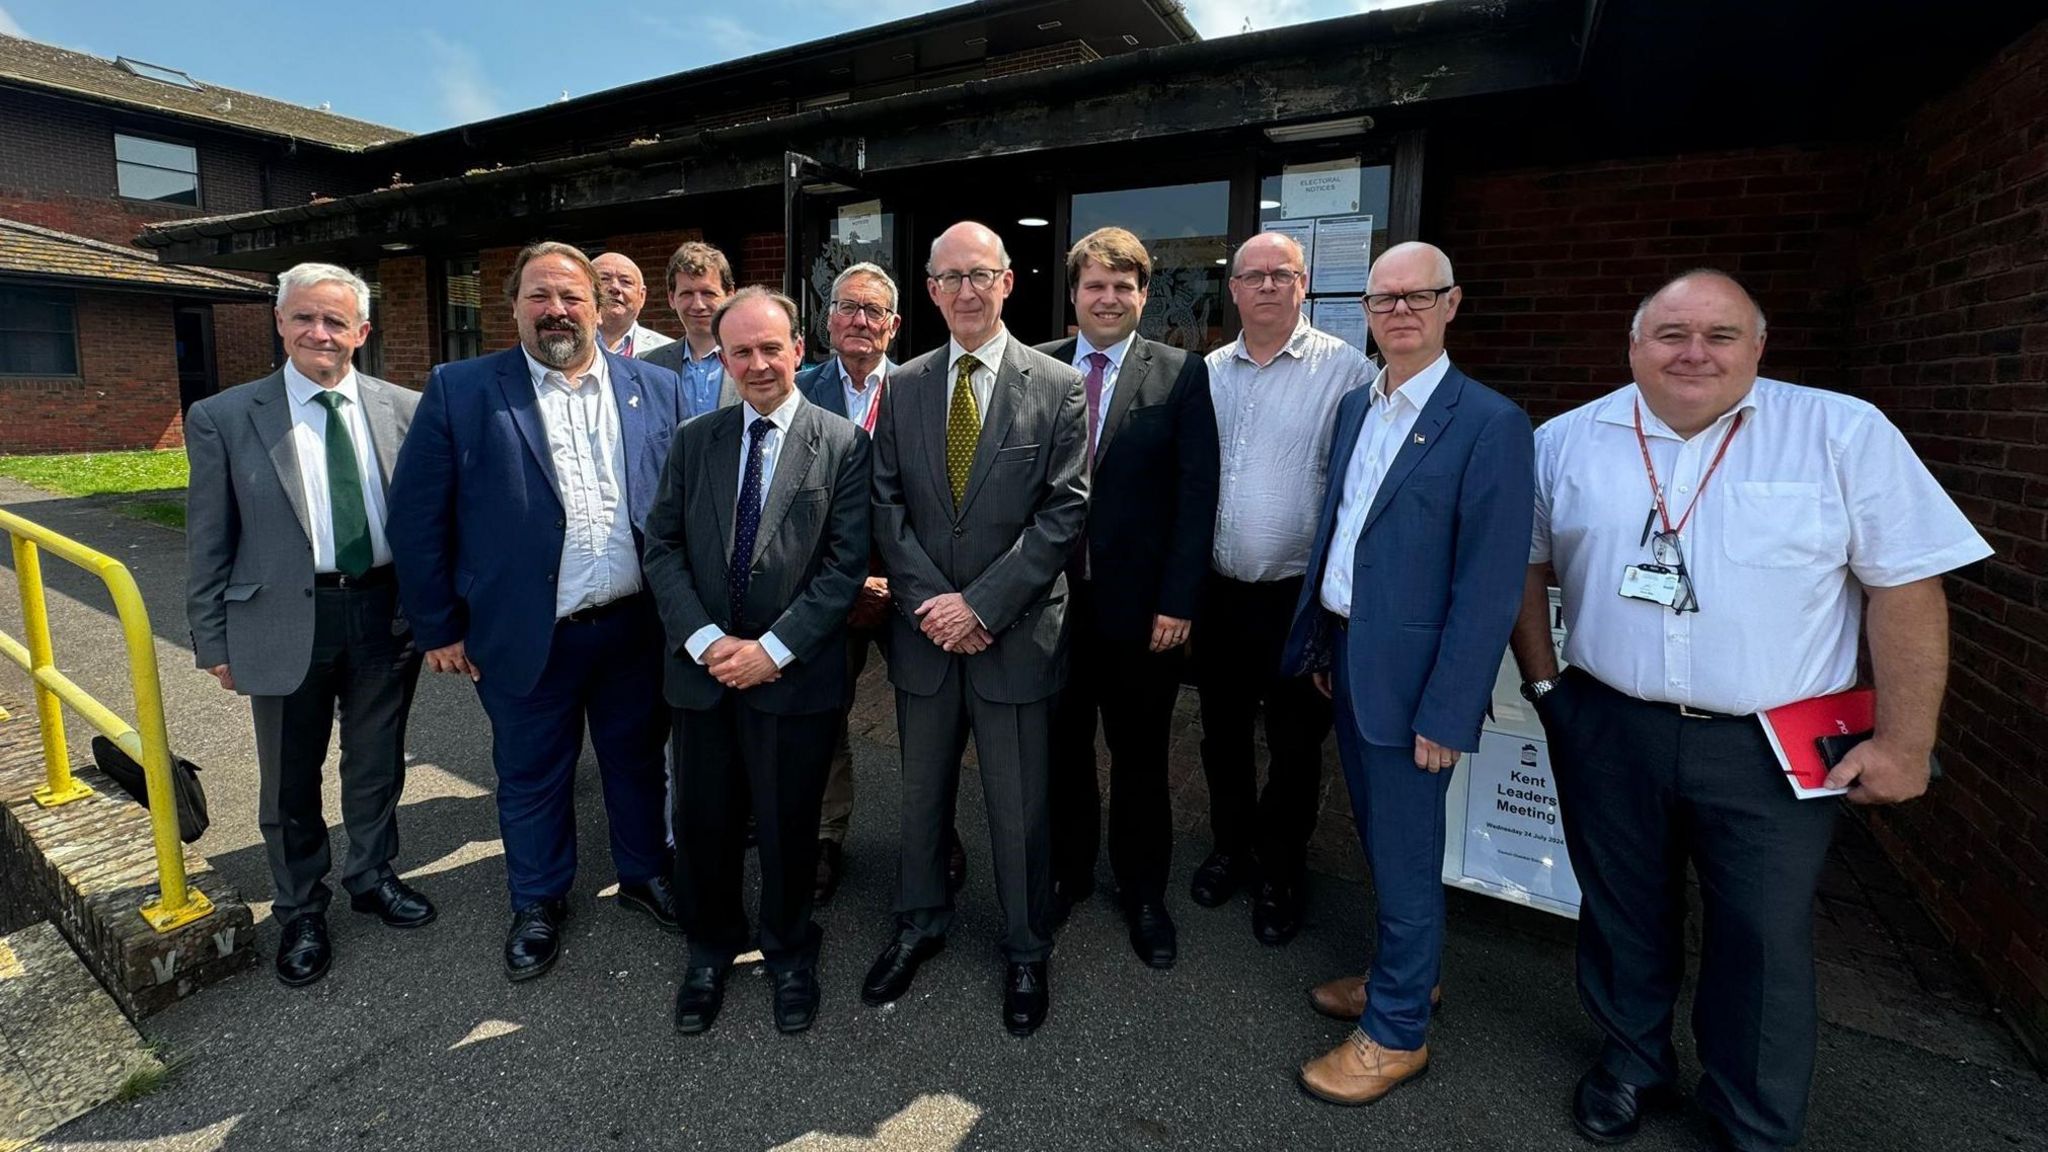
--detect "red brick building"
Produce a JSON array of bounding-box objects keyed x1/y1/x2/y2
[
  {"x1": 103, "y1": 0, "x2": 2048, "y2": 1058},
  {"x1": 0, "y1": 33, "x2": 402, "y2": 452}
]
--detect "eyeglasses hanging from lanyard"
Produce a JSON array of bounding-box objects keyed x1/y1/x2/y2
[{"x1": 1627, "y1": 400, "x2": 1744, "y2": 615}]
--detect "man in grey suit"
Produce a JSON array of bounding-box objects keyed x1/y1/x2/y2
[
  {"x1": 643, "y1": 288, "x2": 871, "y2": 1035},
  {"x1": 860, "y1": 221, "x2": 1089, "y2": 1036},
  {"x1": 185, "y1": 262, "x2": 433, "y2": 989},
  {"x1": 639, "y1": 240, "x2": 739, "y2": 418}
]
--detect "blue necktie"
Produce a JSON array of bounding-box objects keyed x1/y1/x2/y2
[{"x1": 728, "y1": 417, "x2": 773, "y2": 625}]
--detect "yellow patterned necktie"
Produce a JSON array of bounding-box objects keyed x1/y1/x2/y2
[{"x1": 946, "y1": 354, "x2": 982, "y2": 508}]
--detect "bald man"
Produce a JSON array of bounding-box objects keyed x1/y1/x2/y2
[
  {"x1": 1280, "y1": 241, "x2": 1534, "y2": 1105},
  {"x1": 594, "y1": 252, "x2": 674, "y2": 359}
]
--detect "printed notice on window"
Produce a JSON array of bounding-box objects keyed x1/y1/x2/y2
[
  {"x1": 1280, "y1": 158, "x2": 1361, "y2": 218},
  {"x1": 1309, "y1": 214, "x2": 1375, "y2": 296},
  {"x1": 1310, "y1": 298, "x2": 1368, "y2": 353},
  {"x1": 1460, "y1": 731, "x2": 1581, "y2": 914}
]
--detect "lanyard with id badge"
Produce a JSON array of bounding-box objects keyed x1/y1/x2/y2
[{"x1": 1623, "y1": 400, "x2": 1743, "y2": 613}]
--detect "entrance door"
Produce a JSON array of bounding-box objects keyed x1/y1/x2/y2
[
  {"x1": 782, "y1": 151, "x2": 908, "y2": 359},
  {"x1": 173, "y1": 304, "x2": 217, "y2": 411}
]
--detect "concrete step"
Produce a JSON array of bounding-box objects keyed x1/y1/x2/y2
[{"x1": 0, "y1": 921, "x2": 160, "y2": 1151}]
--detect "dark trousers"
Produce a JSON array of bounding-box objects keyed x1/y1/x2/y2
[
  {"x1": 1546, "y1": 669, "x2": 1838, "y2": 1151},
  {"x1": 673, "y1": 696, "x2": 835, "y2": 972},
  {"x1": 1191, "y1": 572, "x2": 1333, "y2": 881},
  {"x1": 895, "y1": 661, "x2": 1054, "y2": 962},
  {"x1": 818, "y1": 628, "x2": 883, "y2": 845},
  {"x1": 251, "y1": 579, "x2": 421, "y2": 924},
  {"x1": 1332, "y1": 640, "x2": 1454, "y2": 1051},
  {"x1": 474, "y1": 595, "x2": 669, "y2": 909},
  {"x1": 1050, "y1": 580, "x2": 1184, "y2": 903}
]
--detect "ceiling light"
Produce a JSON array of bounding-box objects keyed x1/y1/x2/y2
[
  {"x1": 1122, "y1": 34, "x2": 1140, "y2": 46},
  {"x1": 965, "y1": 36, "x2": 987, "y2": 46},
  {"x1": 1263, "y1": 116, "x2": 1373, "y2": 143},
  {"x1": 1213, "y1": 257, "x2": 1226, "y2": 265},
  {"x1": 893, "y1": 51, "x2": 915, "y2": 62},
  {"x1": 1036, "y1": 20, "x2": 1063, "y2": 30},
  {"x1": 380, "y1": 241, "x2": 414, "y2": 252},
  {"x1": 1016, "y1": 216, "x2": 1049, "y2": 227},
  {"x1": 1259, "y1": 198, "x2": 1281, "y2": 210},
  {"x1": 829, "y1": 65, "x2": 851, "y2": 75}
]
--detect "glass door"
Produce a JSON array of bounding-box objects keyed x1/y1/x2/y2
[{"x1": 783, "y1": 152, "x2": 905, "y2": 361}]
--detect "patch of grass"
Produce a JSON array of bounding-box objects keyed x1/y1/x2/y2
[
  {"x1": 0, "y1": 449, "x2": 188, "y2": 498},
  {"x1": 114, "y1": 1044, "x2": 183, "y2": 1102},
  {"x1": 126, "y1": 500, "x2": 187, "y2": 530}
]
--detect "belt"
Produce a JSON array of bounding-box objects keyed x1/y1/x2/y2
[
  {"x1": 314, "y1": 566, "x2": 394, "y2": 589},
  {"x1": 560, "y1": 592, "x2": 647, "y2": 625},
  {"x1": 1569, "y1": 668, "x2": 1742, "y2": 721}
]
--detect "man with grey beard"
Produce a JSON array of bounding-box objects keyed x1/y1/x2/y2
[{"x1": 389, "y1": 241, "x2": 692, "y2": 982}]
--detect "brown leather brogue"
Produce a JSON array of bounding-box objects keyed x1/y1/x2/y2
[
  {"x1": 1307, "y1": 974, "x2": 1444, "y2": 1021},
  {"x1": 1298, "y1": 1030, "x2": 1430, "y2": 1106}
]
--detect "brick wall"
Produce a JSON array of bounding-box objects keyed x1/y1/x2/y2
[
  {"x1": 374, "y1": 256, "x2": 431, "y2": 387},
  {"x1": 211, "y1": 301, "x2": 276, "y2": 389},
  {"x1": 598, "y1": 229, "x2": 697, "y2": 337},
  {"x1": 1439, "y1": 144, "x2": 1868, "y2": 425},
  {"x1": 478, "y1": 246, "x2": 521, "y2": 353},
  {"x1": 739, "y1": 230, "x2": 785, "y2": 290},
  {"x1": 985, "y1": 39, "x2": 1102, "y2": 79},
  {"x1": 0, "y1": 291, "x2": 182, "y2": 453},
  {"x1": 1850, "y1": 19, "x2": 2048, "y2": 1056}
]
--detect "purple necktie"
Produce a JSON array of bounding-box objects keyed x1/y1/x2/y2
[{"x1": 1083, "y1": 352, "x2": 1109, "y2": 470}]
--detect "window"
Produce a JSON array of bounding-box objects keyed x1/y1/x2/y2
[
  {"x1": 115, "y1": 134, "x2": 200, "y2": 206},
  {"x1": 115, "y1": 57, "x2": 202, "y2": 90},
  {"x1": 0, "y1": 289, "x2": 80, "y2": 376},
  {"x1": 442, "y1": 256, "x2": 483, "y2": 363},
  {"x1": 356, "y1": 278, "x2": 385, "y2": 378},
  {"x1": 1069, "y1": 180, "x2": 1231, "y2": 351}
]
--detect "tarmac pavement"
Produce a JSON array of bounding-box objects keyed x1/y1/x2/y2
[{"x1": 2, "y1": 476, "x2": 2044, "y2": 1152}]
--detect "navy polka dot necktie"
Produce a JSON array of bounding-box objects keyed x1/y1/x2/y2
[{"x1": 727, "y1": 416, "x2": 773, "y2": 625}]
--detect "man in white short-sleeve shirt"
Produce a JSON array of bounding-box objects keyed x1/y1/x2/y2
[{"x1": 1508, "y1": 270, "x2": 1990, "y2": 1152}]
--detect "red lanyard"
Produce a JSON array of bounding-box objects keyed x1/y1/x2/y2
[
  {"x1": 858, "y1": 377, "x2": 884, "y2": 433},
  {"x1": 1633, "y1": 400, "x2": 1743, "y2": 536}
]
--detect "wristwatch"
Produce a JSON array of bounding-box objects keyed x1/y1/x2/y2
[{"x1": 1520, "y1": 676, "x2": 1564, "y2": 704}]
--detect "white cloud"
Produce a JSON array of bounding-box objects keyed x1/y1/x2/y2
[
  {"x1": 698, "y1": 15, "x2": 776, "y2": 59},
  {"x1": 1186, "y1": 0, "x2": 1438, "y2": 38},
  {"x1": 422, "y1": 31, "x2": 503, "y2": 125},
  {"x1": 0, "y1": 6, "x2": 26, "y2": 37}
]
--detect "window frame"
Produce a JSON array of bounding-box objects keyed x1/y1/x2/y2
[
  {"x1": 113, "y1": 131, "x2": 202, "y2": 208},
  {"x1": 0, "y1": 287, "x2": 82, "y2": 379}
]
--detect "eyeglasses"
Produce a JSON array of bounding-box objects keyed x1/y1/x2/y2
[
  {"x1": 829, "y1": 300, "x2": 894, "y2": 323},
  {"x1": 1231, "y1": 269, "x2": 1303, "y2": 290},
  {"x1": 930, "y1": 268, "x2": 1003, "y2": 294},
  {"x1": 1648, "y1": 529, "x2": 1701, "y2": 614},
  {"x1": 1362, "y1": 286, "x2": 1455, "y2": 313}
]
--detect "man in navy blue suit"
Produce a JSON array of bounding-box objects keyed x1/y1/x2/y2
[
  {"x1": 388, "y1": 241, "x2": 689, "y2": 981},
  {"x1": 1280, "y1": 241, "x2": 1534, "y2": 1105}
]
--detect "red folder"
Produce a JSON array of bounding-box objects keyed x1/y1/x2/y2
[{"x1": 1757, "y1": 688, "x2": 1873, "y2": 798}]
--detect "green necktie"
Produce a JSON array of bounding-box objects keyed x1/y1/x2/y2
[
  {"x1": 312, "y1": 390, "x2": 373, "y2": 577},
  {"x1": 947, "y1": 354, "x2": 983, "y2": 509}
]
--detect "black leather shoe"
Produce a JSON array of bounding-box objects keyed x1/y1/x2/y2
[
  {"x1": 1125, "y1": 900, "x2": 1178, "y2": 969},
  {"x1": 946, "y1": 827, "x2": 968, "y2": 893},
  {"x1": 1252, "y1": 879, "x2": 1304, "y2": 946},
  {"x1": 1189, "y1": 851, "x2": 1247, "y2": 907},
  {"x1": 861, "y1": 935, "x2": 944, "y2": 1006},
  {"x1": 1701, "y1": 1113, "x2": 1761, "y2": 1152},
  {"x1": 814, "y1": 841, "x2": 844, "y2": 905},
  {"x1": 1572, "y1": 1065, "x2": 1673, "y2": 1145},
  {"x1": 673, "y1": 964, "x2": 728, "y2": 1034},
  {"x1": 1051, "y1": 876, "x2": 1094, "y2": 929},
  {"x1": 773, "y1": 967, "x2": 821, "y2": 1033},
  {"x1": 1004, "y1": 960, "x2": 1049, "y2": 1036},
  {"x1": 616, "y1": 876, "x2": 681, "y2": 934},
  {"x1": 275, "y1": 913, "x2": 331, "y2": 987},
  {"x1": 348, "y1": 877, "x2": 437, "y2": 929},
  {"x1": 504, "y1": 898, "x2": 568, "y2": 982}
]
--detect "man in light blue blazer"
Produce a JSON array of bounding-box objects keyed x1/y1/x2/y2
[
  {"x1": 387, "y1": 242, "x2": 690, "y2": 982},
  {"x1": 1280, "y1": 242, "x2": 1535, "y2": 1106}
]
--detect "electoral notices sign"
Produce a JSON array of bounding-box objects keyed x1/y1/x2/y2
[{"x1": 1459, "y1": 729, "x2": 1580, "y2": 916}]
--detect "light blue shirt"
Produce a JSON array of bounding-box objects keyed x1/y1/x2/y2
[{"x1": 677, "y1": 342, "x2": 725, "y2": 419}]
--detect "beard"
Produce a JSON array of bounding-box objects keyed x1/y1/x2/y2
[{"x1": 528, "y1": 322, "x2": 590, "y2": 369}]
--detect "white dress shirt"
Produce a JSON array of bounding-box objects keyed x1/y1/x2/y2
[
  {"x1": 1206, "y1": 316, "x2": 1374, "y2": 581},
  {"x1": 839, "y1": 357, "x2": 892, "y2": 430},
  {"x1": 524, "y1": 350, "x2": 643, "y2": 617},
  {"x1": 684, "y1": 388, "x2": 808, "y2": 670},
  {"x1": 1531, "y1": 377, "x2": 1992, "y2": 715},
  {"x1": 603, "y1": 323, "x2": 672, "y2": 358},
  {"x1": 946, "y1": 327, "x2": 1009, "y2": 418},
  {"x1": 1071, "y1": 328, "x2": 1138, "y2": 439},
  {"x1": 282, "y1": 362, "x2": 393, "y2": 572},
  {"x1": 1319, "y1": 351, "x2": 1450, "y2": 616}
]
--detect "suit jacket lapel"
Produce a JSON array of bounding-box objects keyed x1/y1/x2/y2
[
  {"x1": 359, "y1": 378, "x2": 403, "y2": 487},
  {"x1": 958, "y1": 341, "x2": 1026, "y2": 517},
  {"x1": 1360, "y1": 368, "x2": 1465, "y2": 537},
  {"x1": 610, "y1": 354, "x2": 651, "y2": 523},
  {"x1": 750, "y1": 404, "x2": 820, "y2": 569},
  {"x1": 496, "y1": 350, "x2": 562, "y2": 500},
  {"x1": 814, "y1": 361, "x2": 850, "y2": 418},
  {"x1": 1096, "y1": 338, "x2": 1152, "y2": 462},
  {"x1": 249, "y1": 372, "x2": 314, "y2": 544},
  {"x1": 916, "y1": 355, "x2": 950, "y2": 509},
  {"x1": 708, "y1": 408, "x2": 742, "y2": 561}
]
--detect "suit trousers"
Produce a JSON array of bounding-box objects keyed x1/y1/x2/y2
[
  {"x1": 894, "y1": 660, "x2": 1054, "y2": 962},
  {"x1": 1331, "y1": 641, "x2": 1454, "y2": 1051},
  {"x1": 817, "y1": 629, "x2": 883, "y2": 844},
  {"x1": 1545, "y1": 669, "x2": 1838, "y2": 1151},
  {"x1": 474, "y1": 594, "x2": 670, "y2": 909},
  {"x1": 250, "y1": 579, "x2": 421, "y2": 924},
  {"x1": 673, "y1": 696, "x2": 835, "y2": 972},
  {"x1": 1192, "y1": 572, "x2": 1333, "y2": 881},
  {"x1": 1050, "y1": 579, "x2": 1184, "y2": 903}
]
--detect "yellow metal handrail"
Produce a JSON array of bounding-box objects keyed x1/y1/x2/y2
[{"x1": 0, "y1": 507, "x2": 213, "y2": 933}]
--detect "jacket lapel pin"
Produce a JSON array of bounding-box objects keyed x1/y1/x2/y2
[
  {"x1": 1413, "y1": 433, "x2": 1427, "y2": 444},
  {"x1": 628, "y1": 394, "x2": 640, "y2": 408}
]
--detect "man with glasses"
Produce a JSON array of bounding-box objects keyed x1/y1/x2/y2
[
  {"x1": 862, "y1": 221, "x2": 1088, "y2": 1036},
  {"x1": 1192, "y1": 231, "x2": 1371, "y2": 946},
  {"x1": 593, "y1": 252, "x2": 673, "y2": 358},
  {"x1": 642, "y1": 241, "x2": 738, "y2": 417},
  {"x1": 1509, "y1": 270, "x2": 1989, "y2": 1152},
  {"x1": 795, "y1": 262, "x2": 969, "y2": 903},
  {"x1": 1280, "y1": 241, "x2": 1533, "y2": 1104}
]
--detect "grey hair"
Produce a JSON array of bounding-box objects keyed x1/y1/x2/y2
[
  {"x1": 831, "y1": 262, "x2": 899, "y2": 311},
  {"x1": 1367, "y1": 241, "x2": 1455, "y2": 292},
  {"x1": 926, "y1": 223, "x2": 1013, "y2": 274},
  {"x1": 1230, "y1": 231, "x2": 1307, "y2": 276},
  {"x1": 275, "y1": 262, "x2": 371, "y2": 323},
  {"x1": 1629, "y1": 268, "x2": 1768, "y2": 341}
]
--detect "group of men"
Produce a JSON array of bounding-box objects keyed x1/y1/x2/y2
[{"x1": 185, "y1": 213, "x2": 1985, "y2": 1152}]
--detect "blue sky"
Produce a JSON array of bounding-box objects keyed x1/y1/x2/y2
[{"x1": 0, "y1": 1, "x2": 1422, "y2": 134}]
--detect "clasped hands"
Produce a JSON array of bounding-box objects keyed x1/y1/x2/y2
[
  {"x1": 915, "y1": 592, "x2": 993, "y2": 654},
  {"x1": 703, "y1": 636, "x2": 782, "y2": 690}
]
